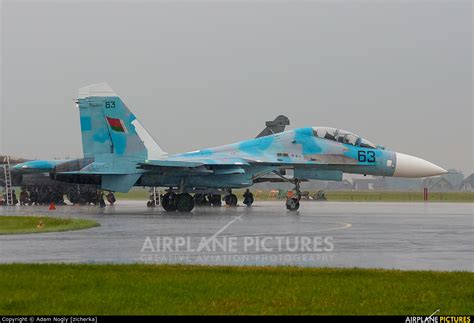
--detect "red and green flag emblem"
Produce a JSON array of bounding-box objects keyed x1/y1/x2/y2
[{"x1": 106, "y1": 116, "x2": 127, "y2": 133}]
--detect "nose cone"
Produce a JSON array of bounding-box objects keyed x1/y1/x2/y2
[{"x1": 394, "y1": 152, "x2": 447, "y2": 178}]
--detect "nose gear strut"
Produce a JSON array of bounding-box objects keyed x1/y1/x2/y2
[{"x1": 271, "y1": 170, "x2": 301, "y2": 212}]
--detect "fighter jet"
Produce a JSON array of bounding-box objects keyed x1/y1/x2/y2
[{"x1": 15, "y1": 83, "x2": 447, "y2": 212}]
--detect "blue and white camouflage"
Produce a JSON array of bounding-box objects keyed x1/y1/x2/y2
[{"x1": 15, "y1": 83, "x2": 447, "y2": 211}]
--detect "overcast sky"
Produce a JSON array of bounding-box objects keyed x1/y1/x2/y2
[{"x1": 1, "y1": 0, "x2": 472, "y2": 174}]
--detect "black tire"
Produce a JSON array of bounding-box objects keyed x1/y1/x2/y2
[
  {"x1": 225, "y1": 194, "x2": 238, "y2": 207},
  {"x1": 286, "y1": 197, "x2": 300, "y2": 211},
  {"x1": 209, "y1": 194, "x2": 222, "y2": 207},
  {"x1": 161, "y1": 192, "x2": 177, "y2": 212},
  {"x1": 176, "y1": 193, "x2": 194, "y2": 212}
]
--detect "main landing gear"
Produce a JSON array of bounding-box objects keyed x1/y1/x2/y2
[
  {"x1": 161, "y1": 192, "x2": 195, "y2": 212},
  {"x1": 176, "y1": 193, "x2": 194, "y2": 212},
  {"x1": 159, "y1": 189, "x2": 255, "y2": 213},
  {"x1": 224, "y1": 192, "x2": 238, "y2": 207}
]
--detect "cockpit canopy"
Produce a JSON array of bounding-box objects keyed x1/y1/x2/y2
[{"x1": 312, "y1": 127, "x2": 378, "y2": 149}]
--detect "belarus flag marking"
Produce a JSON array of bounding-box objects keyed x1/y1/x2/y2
[{"x1": 106, "y1": 116, "x2": 127, "y2": 133}]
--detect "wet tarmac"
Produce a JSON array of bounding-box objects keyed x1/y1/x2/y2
[{"x1": 0, "y1": 201, "x2": 472, "y2": 271}]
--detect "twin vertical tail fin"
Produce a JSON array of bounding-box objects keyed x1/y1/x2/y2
[
  {"x1": 77, "y1": 83, "x2": 166, "y2": 161},
  {"x1": 76, "y1": 83, "x2": 167, "y2": 192}
]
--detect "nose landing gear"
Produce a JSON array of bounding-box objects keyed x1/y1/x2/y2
[
  {"x1": 285, "y1": 196, "x2": 300, "y2": 211},
  {"x1": 285, "y1": 179, "x2": 301, "y2": 212}
]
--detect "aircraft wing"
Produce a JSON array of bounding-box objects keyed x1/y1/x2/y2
[{"x1": 138, "y1": 153, "x2": 356, "y2": 183}]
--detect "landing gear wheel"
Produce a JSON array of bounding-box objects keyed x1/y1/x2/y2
[
  {"x1": 176, "y1": 193, "x2": 194, "y2": 212},
  {"x1": 286, "y1": 197, "x2": 300, "y2": 211},
  {"x1": 224, "y1": 194, "x2": 238, "y2": 207},
  {"x1": 209, "y1": 194, "x2": 222, "y2": 207},
  {"x1": 161, "y1": 192, "x2": 177, "y2": 212}
]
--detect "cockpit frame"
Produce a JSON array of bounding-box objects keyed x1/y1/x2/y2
[{"x1": 312, "y1": 127, "x2": 377, "y2": 149}]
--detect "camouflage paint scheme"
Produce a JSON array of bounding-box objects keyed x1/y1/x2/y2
[{"x1": 14, "y1": 83, "x2": 444, "y2": 193}]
